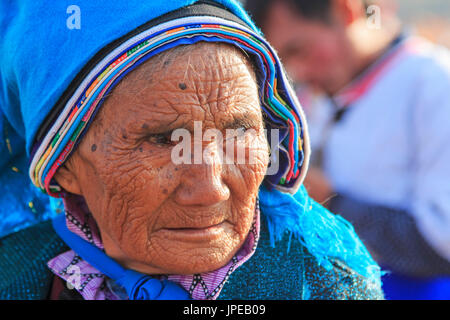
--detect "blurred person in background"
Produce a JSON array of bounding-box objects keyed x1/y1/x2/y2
[{"x1": 245, "y1": 0, "x2": 450, "y2": 299}]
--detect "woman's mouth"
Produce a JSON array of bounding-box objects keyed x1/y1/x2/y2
[{"x1": 158, "y1": 221, "x2": 231, "y2": 242}]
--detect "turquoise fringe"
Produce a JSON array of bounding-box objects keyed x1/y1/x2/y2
[{"x1": 258, "y1": 185, "x2": 382, "y2": 284}]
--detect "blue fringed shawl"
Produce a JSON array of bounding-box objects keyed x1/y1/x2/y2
[{"x1": 259, "y1": 185, "x2": 382, "y2": 284}]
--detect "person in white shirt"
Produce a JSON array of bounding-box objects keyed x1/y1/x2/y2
[{"x1": 245, "y1": 0, "x2": 450, "y2": 299}]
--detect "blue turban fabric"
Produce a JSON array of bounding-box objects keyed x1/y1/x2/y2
[{"x1": 0, "y1": 0, "x2": 382, "y2": 287}]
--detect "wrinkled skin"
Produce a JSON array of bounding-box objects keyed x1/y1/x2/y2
[{"x1": 55, "y1": 43, "x2": 270, "y2": 275}]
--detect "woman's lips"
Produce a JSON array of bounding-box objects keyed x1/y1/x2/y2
[{"x1": 158, "y1": 221, "x2": 231, "y2": 242}]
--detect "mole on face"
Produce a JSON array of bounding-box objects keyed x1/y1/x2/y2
[
  {"x1": 178, "y1": 82, "x2": 187, "y2": 90},
  {"x1": 91, "y1": 144, "x2": 97, "y2": 152}
]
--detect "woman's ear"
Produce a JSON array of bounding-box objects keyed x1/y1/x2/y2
[
  {"x1": 333, "y1": 0, "x2": 366, "y2": 26},
  {"x1": 54, "y1": 165, "x2": 83, "y2": 195}
]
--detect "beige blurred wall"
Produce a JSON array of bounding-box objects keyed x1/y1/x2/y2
[{"x1": 395, "y1": 0, "x2": 450, "y2": 48}]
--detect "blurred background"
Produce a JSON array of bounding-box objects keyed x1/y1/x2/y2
[
  {"x1": 393, "y1": 0, "x2": 450, "y2": 48},
  {"x1": 240, "y1": 0, "x2": 450, "y2": 48}
]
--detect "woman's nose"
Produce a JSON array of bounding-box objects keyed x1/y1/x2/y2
[{"x1": 174, "y1": 144, "x2": 230, "y2": 206}]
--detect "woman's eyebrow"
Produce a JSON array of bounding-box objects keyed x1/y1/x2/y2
[
  {"x1": 138, "y1": 118, "x2": 186, "y2": 134},
  {"x1": 220, "y1": 112, "x2": 262, "y2": 130},
  {"x1": 137, "y1": 111, "x2": 261, "y2": 133}
]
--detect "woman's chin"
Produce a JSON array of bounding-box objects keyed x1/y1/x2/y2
[
  {"x1": 130, "y1": 241, "x2": 243, "y2": 275},
  {"x1": 163, "y1": 245, "x2": 241, "y2": 275}
]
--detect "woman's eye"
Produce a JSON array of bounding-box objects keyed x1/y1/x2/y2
[
  {"x1": 234, "y1": 126, "x2": 254, "y2": 137},
  {"x1": 147, "y1": 133, "x2": 174, "y2": 146}
]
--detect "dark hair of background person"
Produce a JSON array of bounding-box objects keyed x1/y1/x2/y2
[{"x1": 245, "y1": 0, "x2": 370, "y2": 27}]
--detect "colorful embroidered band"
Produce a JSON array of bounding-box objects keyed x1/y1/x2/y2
[{"x1": 29, "y1": 16, "x2": 310, "y2": 197}]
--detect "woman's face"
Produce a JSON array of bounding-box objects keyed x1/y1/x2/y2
[{"x1": 56, "y1": 43, "x2": 270, "y2": 275}]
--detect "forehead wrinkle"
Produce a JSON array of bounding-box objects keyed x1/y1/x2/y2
[
  {"x1": 144, "y1": 74, "x2": 256, "y2": 130},
  {"x1": 128, "y1": 67, "x2": 253, "y2": 114},
  {"x1": 185, "y1": 55, "x2": 257, "y2": 123}
]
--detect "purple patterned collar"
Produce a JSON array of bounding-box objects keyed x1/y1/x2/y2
[{"x1": 47, "y1": 194, "x2": 260, "y2": 300}]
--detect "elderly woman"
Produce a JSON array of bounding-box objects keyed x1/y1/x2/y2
[{"x1": 0, "y1": 0, "x2": 383, "y2": 300}]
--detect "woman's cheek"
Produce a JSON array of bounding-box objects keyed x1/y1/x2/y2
[
  {"x1": 230, "y1": 134, "x2": 268, "y2": 223},
  {"x1": 94, "y1": 159, "x2": 155, "y2": 240},
  {"x1": 245, "y1": 133, "x2": 270, "y2": 182}
]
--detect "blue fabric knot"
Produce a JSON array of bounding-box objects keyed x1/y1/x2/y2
[
  {"x1": 52, "y1": 214, "x2": 191, "y2": 300},
  {"x1": 118, "y1": 270, "x2": 191, "y2": 300}
]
